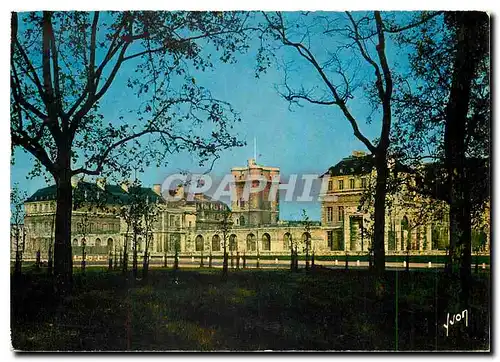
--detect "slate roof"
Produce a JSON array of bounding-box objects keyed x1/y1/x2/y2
[
  {"x1": 321, "y1": 154, "x2": 375, "y2": 177},
  {"x1": 166, "y1": 190, "x2": 230, "y2": 210},
  {"x1": 26, "y1": 181, "x2": 164, "y2": 205},
  {"x1": 321, "y1": 154, "x2": 413, "y2": 177},
  {"x1": 26, "y1": 185, "x2": 58, "y2": 202}
]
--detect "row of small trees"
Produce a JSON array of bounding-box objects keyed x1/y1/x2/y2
[{"x1": 11, "y1": 12, "x2": 489, "y2": 302}]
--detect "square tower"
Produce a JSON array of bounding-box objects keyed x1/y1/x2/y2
[{"x1": 230, "y1": 158, "x2": 280, "y2": 227}]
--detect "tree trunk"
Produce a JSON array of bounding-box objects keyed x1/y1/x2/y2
[
  {"x1": 122, "y1": 249, "x2": 128, "y2": 274},
  {"x1": 305, "y1": 237, "x2": 309, "y2": 271},
  {"x1": 444, "y1": 12, "x2": 487, "y2": 305},
  {"x1": 142, "y1": 250, "x2": 149, "y2": 279},
  {"x1": 132, "y1": 233, "x2": 138, "y2": 278},
  {"x1": 123, "y1": 229, "x2": 129, "y2": 274},
  {"x1": 373, "y1": 153, "x2": 388, "y2": 276},
  {"x1": 53, "y1": 168, "x2": 73, "y2": 289},
  {"x1": 222, "y1": 241, "x2": 228, "y2": 278},
  {"x1": 14, "y1": 230, "x2": 22, "y2": 277},
  {"x1": 142, "y1": 234, "x2": 149, "y2": 279}
]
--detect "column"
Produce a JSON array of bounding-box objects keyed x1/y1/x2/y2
[
  {"x1": 395, "y1": 218, "x2": 402, "y2": 252},
  {"x1": 343, "y1": 215, "x2": 350, "y2": 251},
  {"x1": 384, "y1": 215, "x2": 390, "y2": 253},
  {"x1": 425, "y1": 224, "x2": 432, "y2": 251}
]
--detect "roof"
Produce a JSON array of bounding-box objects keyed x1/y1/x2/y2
[
  {"x1": 323, "y1": 154, "x2": 375, "y2": 177},
  {"x1": 166, "y1": 190, "x2": 230, "y2": 210},
  {"x1": 322, "y1": 154, "x2": 414, "y2": 178},
  {"x1": 26, "y1": 181, "x2": 164, "y2": 206},
  {"x1": 25, "y1": 185, "x2": 58, "y2": 202}
]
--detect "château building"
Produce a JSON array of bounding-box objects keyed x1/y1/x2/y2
[
  {"x1": 16, "y1": 152, "x2": 488, "y2": 262},
  {"x1": 320, "y1": 151, "x2": 449, "y2": 253}
]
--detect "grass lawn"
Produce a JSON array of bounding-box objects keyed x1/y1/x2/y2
[{"x1": 11, "y1": 268, "x2": 490, "y2": 351}]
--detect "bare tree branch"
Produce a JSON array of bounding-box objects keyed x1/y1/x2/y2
[
  {"x1": 263, "y1": 11, "x2": 377, "y2": 153},
  {"x1": 382, "y1": 11, "x2": 443, "y2": 33}
]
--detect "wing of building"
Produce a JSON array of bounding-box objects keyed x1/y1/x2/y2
[{"x1": 16, "y1": 152, "x2": 489, "y2": 262}]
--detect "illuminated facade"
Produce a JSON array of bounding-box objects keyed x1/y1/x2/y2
[{"x1": 16, "y1": 152, "x2": 489, "y2": 262}]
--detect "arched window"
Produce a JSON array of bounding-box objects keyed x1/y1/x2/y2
[
  {"x1": 302, "y1": 232, "x2": 311, "y2": 251},
  {"x1": 95, "y1": 238, "x2": 101, "y2": 247},
  {"x1": 401, "y1": 216, "x2": 409, "y2": 251},
  {"x1": 262, "y1": 233, "x2": 271, "y2": 251},
  {"x1": 73, "y1": 238, "x2": 78, "y2": 246},
  {"x1": 240, "y1": 215, "x2": 246, "y2": 226},
  {"x1": 195, "y1": 235, "x2": 204, "y2": 252},
  {"x1": 81, "y1": 238, "x2": 86, "y2": 246},
  {"x1": 229, "y1": 234, "x2": 237, "y2": 251},
  {"x1": 283, "y1": 233, "x2": 291, "y2": 251},
  {"x1": 246, "y1": 233, "x2": 256, "y2": 251},
  {"x1": 137, "y1": 237, "x2": 143, "y2": 252},
  {"x1": 107, "y1": 238, "x2": 114, "y2": 253},
  {"x1": 212, "y1": 235, "x2": 221, "y2": 251},
  {"x1": 150, "y1": 235, "x2": 155, "y2": 253}
]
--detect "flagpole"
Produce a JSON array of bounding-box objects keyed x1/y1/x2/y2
[{"x1": 254, "y1": 136, "x2": 257, "y2": 163}]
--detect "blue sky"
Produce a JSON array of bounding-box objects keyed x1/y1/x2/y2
[{"x1": 11, "y1": 11, "x2": 413, "y2": 221}]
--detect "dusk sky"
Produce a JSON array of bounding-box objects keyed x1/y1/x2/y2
[{"x1": 10, "y1": 11, "x2": 412, "y2": 220}]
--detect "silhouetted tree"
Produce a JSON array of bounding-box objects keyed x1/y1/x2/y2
[
  {"x1": 218, "y1": 209, "x2": 233, "y2": 278},
  {"x1": 302, "y1": 209, "x2": 312, "y2": 271},
  {"x1": 258, "y1": 11, "x2": 440, "y2": 275},
  {"x1": 11, "y1": 184, "x2": 27, "y2": 277},
  {"x1": 120, "y1": 180, "x2": 150, "y2": 278},
  {"x1": 142, "y1": 195, "x2": 159, "y2": 279},
  {"x1": 11, "y1": 11, "x2": 251, "y2": 287},
  {"x1": 391, "y1": 11, "x2": 489, "y2": 304}
]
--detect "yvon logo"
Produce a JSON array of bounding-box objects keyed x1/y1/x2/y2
[{"x1": 443, "y1": 309, "x2": 468, "y2": 337}]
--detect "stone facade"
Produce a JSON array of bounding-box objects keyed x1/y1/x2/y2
[
  {"x1": 319, "y1": 151, "x2": 452, "y2": 254},
  {"x1": 230, "y1": 158, "x2": 280, "y2": 227},
  {"x1": 17, "y1": 153, "x2": 488, "y2": 261}
]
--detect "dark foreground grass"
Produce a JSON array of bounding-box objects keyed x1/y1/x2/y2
[{"x1": 11, "y1": 268, "x2": 490, "y2": 351}]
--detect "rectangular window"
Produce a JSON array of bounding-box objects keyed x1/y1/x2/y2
[
  {"x1": 327, "y1": 207, "x2": 333, "y2": 222},
  {"x1": 338, "y1": 180, "x2": 344, "y2": 190},
  {"x1": 338, "y1": 206, "x2": 344, "y2": 222},
  {"x1": 334, "y1": 230, "x2": 344, "y2": 250},
  {"x1": 328, "y1": 180, "x2": 333, "y2": 191},
  {"x1": 349, "y1": 179, "x2": 355, "y2": 189},
  {"x1": 361, "y1": 178, "x2": 367, "y2": 188},
  {"x1": 327, "y1": 231, "x2": 333, "y2": 250}
]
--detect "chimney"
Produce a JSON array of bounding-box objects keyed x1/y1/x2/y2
[
  {"x1": 152, "y1": 184, "x2": 161, "y2": 196},
  {"x1": 96, "y1": 177, "x2": 106, "y2": 191},
  {"x1": 352, "y1": 150, "x2": 366, "y2": 157},
  {"x1": 71, "y1": 175, "x2": 80, "y2": 188},
  {"x1": 120, "y1": 181, "x2": 129, "y2": 193}
]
